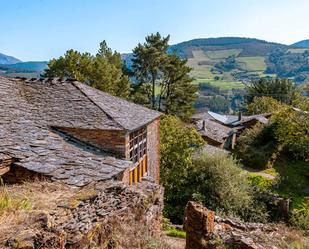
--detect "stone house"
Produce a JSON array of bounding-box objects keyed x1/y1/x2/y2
[
  {"x1": 192, "y1": 110, "x2": 270, "y2": 150},
  {"x1": 0, "y1": 76, "x2": 161, "y2": 186}
]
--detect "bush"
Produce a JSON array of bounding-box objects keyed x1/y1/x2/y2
[
  {"x1": 290, "y1": 211, "x2": 309, "y2": 232},
  {"x1": 234, "y1": 123, "x2": 280, "y2": 169},
  {"x1": 190, "y1": 153, "x2": 268, "y2": 222},
  {"x1": 247, "y1": 174, "x2": 275, "y2": 191},
  {"x1": 247, "y1": 96, "x2": 282, "y2": 115},
  {"x1": 160, "y1": 115, "x2": 205, "y2": 223}
]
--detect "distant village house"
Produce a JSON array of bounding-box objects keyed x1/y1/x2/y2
[{"x1": 192, "y1": 110, "x2": 271, "y2": 151}]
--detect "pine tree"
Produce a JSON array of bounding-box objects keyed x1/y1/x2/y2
[
  {"x1": 44, "y1": 41, "x2": 130, "y2": 98},
  {"x1": 132, "y1": 32, "x2": 170, "y2": 108},
  {"x1": 132, "y1": 32, "x2": 196, "y2": 119},
  {"x1": 160, "y1": 54, "x2": 197, "y2": 119},
  {"x1": 245, "y1": 78, "x2": 299, "y2": 104}
]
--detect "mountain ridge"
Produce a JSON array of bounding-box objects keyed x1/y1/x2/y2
[
  {"x1": 292, "y1": 39, "x2": 309, "y2": 48},
  {"x1": 0, "y1": 52, "x2": 21, "y2": 65}
]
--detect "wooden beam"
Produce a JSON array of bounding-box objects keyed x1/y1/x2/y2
[{"x1": 0, "y1": 166, "x2": 10, "y2": 176}]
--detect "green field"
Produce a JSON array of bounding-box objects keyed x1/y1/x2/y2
[
  {"x1": 193, "y1": 78, "x2": 245, "y2": 90},
  {"x1": 236, "y1": 56, "x2": 266, "y2": 71},
  {"x1": 205, "y1": 49, "x2": 242, "y2": 59},
  {"x1": 185, "y1": 48, "x2": 271, "y2": 90}
]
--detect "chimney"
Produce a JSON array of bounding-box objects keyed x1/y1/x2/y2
[
  {"x1": 202, "y1": 120, "x2": 207, "y2": 131},
  {"x1": 238, "y1": 111, "x2": 242, "y2": 121}
]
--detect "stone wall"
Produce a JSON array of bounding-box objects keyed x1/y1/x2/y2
[
  {"x1": 184, "y1": 201, "x2": 308, "y2": 249},
  {"x1": 146, "y1": 118, "x2": 160, "y2": 183},
  {"x1": 5, "y1": 181, "x2": 164, "y2": 249},
  {"x1": 57, "y1": 128, "x2": 127, "y2": 157}
]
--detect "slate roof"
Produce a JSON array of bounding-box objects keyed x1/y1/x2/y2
[
  {"x1": 0, "y1": 76, "x2": 159, "y2": 186},
  {"x1": 207, "y1": 111, "x2": 269, "y2": 126},
  {"x1": 194, "y1": 144, "x2": 230, "y2": 157},
  {"x1": 75, "y1": 82, "x2": 161, "y2": 130},
  {"x1": 195, "y1": 119, "x2": 233, "y2": 143},
  {"x1": 193, "y1": 110, "x2": 269, "y2": 144}
]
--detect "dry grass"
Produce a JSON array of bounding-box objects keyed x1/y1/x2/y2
[{"x1": 0, "y1": 180, "x2": 81, "y2": 245}]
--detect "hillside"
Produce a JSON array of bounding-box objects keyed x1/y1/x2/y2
[
  {"x1": 0, "y1": 61, "x2": 48, "y2": 77},
  {"x1": 168, "y1": 37, "x2": 284, "y2": 58},
  {"x1": 292, "y1": 39, "x2": 309, "y2": 48},
  {"x1": 123, "y1": 37, "x2": 290, "y2": 90},
  {"x1": 167, "y1": 37, "x2": 286, "y2": 89},
  {"x1": 0, "y1": 52, "x2": 21, "y2": 65}
]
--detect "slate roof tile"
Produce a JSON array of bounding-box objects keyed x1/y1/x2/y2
[{"x1": 0, "y1": 76, "x2": 139, "y2": 186}]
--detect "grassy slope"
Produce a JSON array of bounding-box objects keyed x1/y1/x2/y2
[
  {"x1": 188, "y1": 48, "x2": 261, "y2": 90},
  {"x1": 236, "y1": 56, "x2": 266, "y2": 71},
  {"x1": 248, "y1": 158, "x2": 309, "y2": 215}
]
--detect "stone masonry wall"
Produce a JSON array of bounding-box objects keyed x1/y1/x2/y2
[
  {"x1": 184, "y1": 201, "x2": 308, "y2": 249},
  {"x1": 57, "y1": 128, "x2": 127, "y2": 157},
  {"x1": 146, "y1": 118, "x2": 160, "y2": 183},
  {"x1": 5, "y1": 181, "x2": 164, "y2": 249}
]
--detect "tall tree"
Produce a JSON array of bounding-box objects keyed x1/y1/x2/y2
[
  {"x1": 132, "y1": 32, "x2": 197, "y2": 119},
  {"x1": 161, "y1": 54, "x2": 197, "y2": 119},
  {"x1": 44, "y1": 41, "x2": 130, "y2": 98},
  {"x1": 245, "y1": 78, "x2": 299, "y2": 104},
  {"x1": 132, "y1": 32, "x2": 170, "y2": 109}
]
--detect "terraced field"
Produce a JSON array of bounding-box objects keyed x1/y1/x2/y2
[
  {"x1": 187, "y1": 48, "x2": 269, "y2": 90},
  {"x1": 236, "y1": 56, "x2": 266, "y2": 71}
]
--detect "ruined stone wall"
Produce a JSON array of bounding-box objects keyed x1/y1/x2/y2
[
  {"x1": 57, "y1": 128, "x2": 127, "y2": 157},
  {"x1": 5, "y1": 181, "x2": 164, "y2": 249},
  {"x1": 184, "y1": 201, "x2": 308, "y2": 249},
  {"x1": 146, "y1": 118, "x2": 160, "y2": 183}
]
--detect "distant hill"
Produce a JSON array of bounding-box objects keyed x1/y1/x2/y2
[
  {"x1": 292, "y1": 40, "x2": 309, "y2": 48},
  {"x1": 123, "y1": 37, "x2": 309, "y2": 86},
  {"x1": 168, "y1": 37, "x2": 285, "y2": 58},
  {"x1": 1, "y1": 61, "x2": 48, "y2": 71},
  {"x1": 0, "y1": 52, "x2": 21, "y2": 64},
  {"x1": 0, "y1": 61, "x2": 48, "y2": 78}
]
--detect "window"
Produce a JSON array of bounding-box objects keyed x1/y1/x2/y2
[
  {"x1": 129, "y1": 127, "x2": 147, "y2": 184},
  {"x1": 129, "y1": 127, "x2": 147, "y2": 163}
]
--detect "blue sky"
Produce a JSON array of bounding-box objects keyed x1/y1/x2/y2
[{"x1": 1, "y1": 0, "x2": 309, "y2": 61}]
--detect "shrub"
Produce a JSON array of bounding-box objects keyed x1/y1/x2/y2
[
  {"x1": 160, "y1": 115, "x2": 205, "y2": 223},
  {"x1": 234, "y1": 123, "x2": 280, "y2": 169},
  {"x1": 247, "y1": 96, "x2": 283, "y2": 115},
  {"x1": 247, "y1": 173, "x2": 275, "y2": 191},
  {"x1": 273, "y1": 105, "x2": 309, "y2": 161},
  {"x1": 190, "y1": 153, "x2": 268, "y2": 222}
]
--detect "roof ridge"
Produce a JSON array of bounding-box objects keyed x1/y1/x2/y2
[{"x1": 71, "y1": 81, "x2": 126, "y2": 130}]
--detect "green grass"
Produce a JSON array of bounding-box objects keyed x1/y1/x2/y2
[
  {"x1": 165, "y1": 228, "x2": 186, "y2": 238},
  {"x1": 247, "y1": 173, "x2": 275, "y2": 191},
  {"x1": 193, "y1": 78, "x2": 245, "y2": 90},
  {"x1": 190, "y1": 66, "x2": 214, "y2": 79},
  {"x1": 273, "y1": 160, "x2": 309, "y2": 199},
  {"x1": 236, "y1": 56, "x2": 266, "y2": 71},
  {"x1": 204, "y1": 49, "x2": 242, "y2": 59}
]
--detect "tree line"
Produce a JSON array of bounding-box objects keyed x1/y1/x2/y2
[{"x1": 44, "y1": 32, "x2": 197, "y2": 120}]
